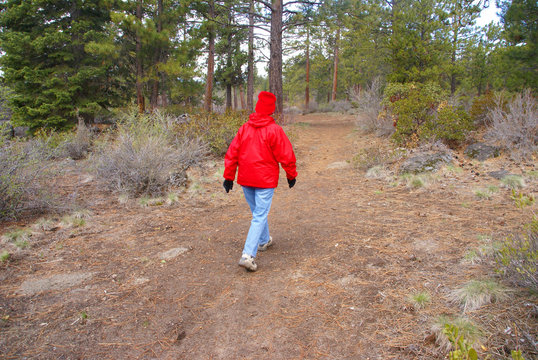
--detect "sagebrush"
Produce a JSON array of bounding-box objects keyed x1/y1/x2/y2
[
  {"x1": 495, "y1": 219, "x2": 538, "y2": 291},
  {"x1": 485, "y1": 90, "x2": 537, "y2": 160},
  {"x1": 94, "y1": 110, "x2": 207, "y2": 196},
  {"x1": 0, "y1": 135, "x2": 59, "y2": 220},
  {"x1": 350, "y1": 78, "x2": 393, "y2": 136}
]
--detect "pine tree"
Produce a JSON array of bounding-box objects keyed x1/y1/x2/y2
[
  {"x1": 497, "y1": 0, "x2": 538, "y2": 90},
  {"x1": 0, "y1": 0, "x2": 117, "y2": 130}
]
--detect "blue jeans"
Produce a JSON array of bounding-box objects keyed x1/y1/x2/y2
[{"x1": 242, "y1": 186, "x2": 275, "y2": 257}]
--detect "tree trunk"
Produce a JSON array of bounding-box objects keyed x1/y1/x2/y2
[
  {"x1": 450, "y1": 29, "x2": 458, "y2": 95},
  {"x1": 225, "y1": 7, "x2": 233, "y2": 111},
  {"x1": 226, "y1": 84, "x2": 232, "y2": 110},
  {"x1": 331, "y1": 27, "x2": 340, "y2": 102},
  {"x1": 247, "y1": 0, "x2": 255, "y2": 112},
  {"x1": 136, "y1": 0, "x2": 145, "y2": 114},
  {"x1": 150, "y1": 0, "x2": 163, "y2": 109},
  {"x1": 240, "y1": 85, "x2": 245, "y2": 109},
  {"x1": 269, "y1": 0, "x2": 283, "y2": 120},
  {"x1": 305, "y1": 28, "x2": 310, "y2": 110},
  {"x1": 233, "y1": 86, "x2": 238, "y2": 110},
  {"x1": 204, "y1": 0, "x2": 215, "y2": 112}
]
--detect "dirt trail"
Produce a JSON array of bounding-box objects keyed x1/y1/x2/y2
[{"x1": 1, "y1": 114, "x2": 535, "y2": 359}]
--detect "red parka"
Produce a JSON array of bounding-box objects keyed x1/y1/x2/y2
[{"x1": 224, "y1": 112, "x2": 297, "y2": 188}]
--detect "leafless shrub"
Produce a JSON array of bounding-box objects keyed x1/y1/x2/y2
[
  {"x1": 317, "y1": 100, "x2": 352, "y2": 113},
  {"x1": 61, "y1": 122, "x2": 92, "y2": 160},
  {"x1": 350, "y1": 78, "x2": 393, "y2": 136},
  {"x1": 303, "y1": 101, "x2": 318, "y2": 114},
  {"x1": 94, "y1": 110, "x2": 207, "y2": 196},
  {"x1": 485, "y1": 90, "x2": 537, "y2": 161},
  {"x1": 0, "y1": 137, "x2": 59, "y2": 219}
]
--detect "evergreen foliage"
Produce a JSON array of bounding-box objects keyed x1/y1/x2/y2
[{"x1": 0, "y1": 0, "x2": 117, "y2": 130}]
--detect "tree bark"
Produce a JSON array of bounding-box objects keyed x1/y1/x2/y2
[
  {"x1": 305, "y1": 28, "x2": 310, "y2": 110},
  {"x1": 204, "y1": 0, "x2": 215, "y2": 112},
  {"x1": 233, "y1": 86, "x2": 238, "y2": 109},
  {"x1": 450, "y1": 25, "x2": 458, "y2": 95},
  {"x1": 269, "y1": 0, "x2": 283, "y2": 120},
  {"x1": 136, "y1": 0, "x2": 145, "y2": 114},
  {"x1": 226, "y1": 84, "x2": 232, "y2": 110},
  {"x1": 225, "y1": 5, "x2": 233, "y2": 111},
  {"x1": 150, "y1": 0, "x2": 163, "y2": 109},
  {"x1": 240, "y1": 85, "x2": 245, "y2": 109},
  {"x1": 331, "y1": 27, "x2": 340, "y2": 102},
  {"x1": 247, "y1": 0, "x2": 255, "y2": 113}
]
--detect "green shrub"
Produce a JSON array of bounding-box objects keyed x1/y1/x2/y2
[
  {"x1": 469, "y1": 90, "x2": 507, "y2": 126},
  {"x1": 432, "y1": 316, "x2": 482, "y2": 352},
  {"x1": 424, "y1": 103, "x2": 473, "y2": 144},
  {"x1": 510, "y1": 190, "x2": 535, "y2": 208},
  {"x1": 383, "y1": 82, "x2": 473, "y2": 147},
  {"x1": 444, "y1": 324, "x2": 479, "y2": 360},
  {"x1": 495, "y1": 219, "x2": 538, "y2": 291},
  {"x1": 179, "y1": 110, "x2": 247, "y2": 156}
]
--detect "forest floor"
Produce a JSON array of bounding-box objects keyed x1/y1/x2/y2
[{"x1": 0, "y1": 113, "x2": 537, "y2": 359}]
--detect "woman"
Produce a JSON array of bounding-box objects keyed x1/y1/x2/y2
[{"x1": 223, "y1": 91, "x2": 297, "y2": 272}]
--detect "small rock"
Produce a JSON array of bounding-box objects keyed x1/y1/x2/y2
[
  {"x1": 327, "y1": 161, "x2": 350, "y2": 170},
  {"x1": 464, "y1": 142, "x2": 501, "y2": 161},
  {"x1": 133, "y1": 277, "x2": 149, "y2": 285},
  {"x1": 159, "y1": 247, "x2": 189, "y2": 260},
  {"x1": 399, "y1": 152, "x2": 452, "y2": 174},
  {"x1": 19, "y1": 272, "x2": 94, "y2": 296},
  {"x1": 488, "y1": 169, "x2": 511, "y2": 180}
]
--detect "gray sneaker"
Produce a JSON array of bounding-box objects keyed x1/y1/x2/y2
[
  {"x1": 238, "y1": 254, "x2": 258, "y2": 271},
  {"x1": 258, "y1": 236, "x2": 273, "y2": 252}
]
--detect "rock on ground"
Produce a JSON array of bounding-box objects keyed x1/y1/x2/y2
[
  {"x1": 19, "y1": 272, "x2": 94, "y2": 296},
  {"x1": 399, "y1": 152, "x2": 452, "y2": 174},
  {"x1": 464, "y1": 142, "x2": 501, "y2": 161}
]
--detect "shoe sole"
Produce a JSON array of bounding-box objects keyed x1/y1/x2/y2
[{"x1": 238, "y1": 259, "x2": 257, "y2": 272}]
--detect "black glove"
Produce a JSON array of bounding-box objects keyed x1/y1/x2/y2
[
  {"x1": 223, "y1": 179, "x2": 233, "y2": 193},
  {"x1": 287, "y1": 178, "x2": 296, "y2": 188}
]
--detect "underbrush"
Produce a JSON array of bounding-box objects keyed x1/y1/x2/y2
[
  {"x1": 485, "y1": 90, "x2": 537, "y2": 161},
  {"x1": 382, "y1": 82, "x2": 473, "y2": 147},
  {"x1": 0, "y1": 134, "x2": 60, "y2": 220},
  {"x1": 495, "y1": 218, "x2": 537, "y2": 291},
  {"x1": 351, "y1": 78, "x2": 394, "y2": 136},
  {"x1": 34, "y1": 121, "x2": 93, "y2": 160},
  {"x1": 178, "y1": 110, "x2": 246, "y2": 156},
  {"x1": 94, "y1": 110, "x2": 207, "y2": 196}
]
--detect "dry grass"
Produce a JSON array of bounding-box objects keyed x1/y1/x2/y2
[
  {"x1": 450, "y1": 279, "x2": 509, "y2": 312},
  {"x1": 432, "y1": 316, "x2": 482, "y2": 352}
]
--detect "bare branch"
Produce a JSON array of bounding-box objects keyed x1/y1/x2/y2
[
  {"x1": 257, "y1": 0, "x2": 274, "y2": 11},
  {"x1": 283, "y1": 0, "x2": 322, "y2": 7}
]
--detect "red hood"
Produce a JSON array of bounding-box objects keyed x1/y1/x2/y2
[{"x1": 248, "y1": 112, "x2": 275, "y2": 128}]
